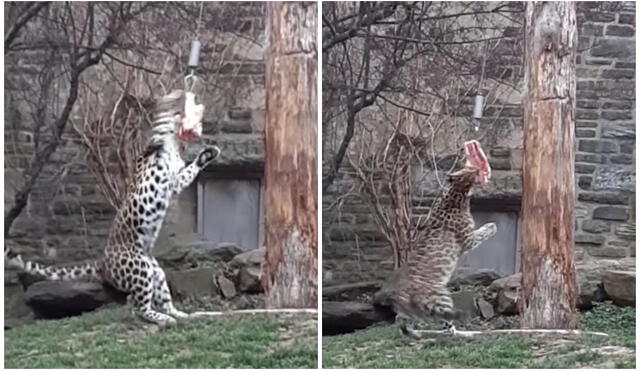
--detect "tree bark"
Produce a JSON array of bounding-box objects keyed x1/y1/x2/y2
[
  {"x1": 263, "y1": 2, "x2": 318, "y2": 308},
  {"x1": 520, "y1": 2, "x2": 578, "y2": 329}
]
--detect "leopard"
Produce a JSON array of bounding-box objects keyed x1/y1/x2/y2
[
  {"x1": 5, "y1": 90, "x2": 219, "y2": 326},
  {"x1": 393, "y1": 140, "x2": 497, "y2": 338}
]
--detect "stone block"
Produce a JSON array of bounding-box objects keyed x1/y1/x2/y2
[
  {"x1": 602, "y1": 270, "x2": 635, "y2": 306},
  {"x1": 578, "y1": 140, "x2": 617, "y2": 153},
  {"x1": 576, "y1": 99, "x2": 599, "y2": 109},
  {"x1": 578, "y1": 192, "x2": 628, "y2": 205},
  {"x1": 593, "y1": 206, "x2": 629, "y2": 221},
  {"x1": 601, "y1": 110, "x2": 634, "y2": 120},
  {"x1": 581, "y1": 24, "x2": 603, "y2": 36},
  {"x1": 576, "y1": 129, "x2": 596, "y2": 138},
  {"x1": 166, "y1": 268, "x2": 218, "y2": 300},
  {"x1": 220, "y1": 120, "x2": 253, "y2": 134},
  {"x1": 602, "y1": 101, "x2": 633, "y2": 109},
  {"x1": 601, "y1": 69, "x2": 635, "y2": 80},
  {"x1": 610, "y1": 155, "x2": 634, "y2": 165},
  {"x1": 619, "y1": 142, "x2": 634, "y2": 154},
  {"x1": 581, "y1": 220, "x2": 611, "y2": 233},
  {"x1": 216, "y1": 275, "x2": 237, "y2": 299},
  {"x1": 578, "y1": 176, "x2": 592, "y2": 190},
  {"x1": 451, "y1": 290, "x2": 478, "y2": 319},
  {"x1": 575, "y1": 234, "x2": 605, "y2": 245},
  {"x1": 476, "y1": 298, "x2": 495, "y2": 319},
  {"x1": 586, "y1": 58, "x2": 611, "y2": 66},
  {"x1": 588, "y1": 246, "x2": 629, "y2": 258},
  {"x1": 584, "y1": 11, "x2": 616, "y2": 22},
  {"x1": 489, "y1": 158, "x2": 511, "y2": 170},
  {"x1": 576, "y1": 109, "x2": 599, "y2": 120},
  {"x1": 576, "y1": 164, "x2": 596, "y2": 174},
  {"x1": 323, "y1": 301, "x2": 394, "y2": 336},
  {"x1": 602, "y1": 123, "x2": 635, "y2": 139},
  {"x1": 228, "y1": 108, "x2": 252, "y2": 120},
  {"x1": 590, "y1": 39, "x2": 635, "y2": 59},
  {"x1": 615, "y1": 223, "x2": 635, "y2": 240},
  {"x1": 605, "y1": 24, "x2": 635, "y2": 37},
  {"x1": 25, "y1": 280, "x2": 127, "y2": 319},
  {"x1": 592, "y1": 167, "x2": 635, "y2": 192},
  {"x1": 618, "y1": 14, "x2": 635, "y2": 25},
  {"x1": 576, "y1": 153, "x2": 606, "y2": 164}
]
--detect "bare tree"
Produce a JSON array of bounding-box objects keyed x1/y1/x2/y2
[
  {"x1": 4, "y1": 2, "x2": 157, "y2": 233},
  {"x1": 263, "y1": 2, "x2": 318, "y2": 308},
  {"x1": 520, "y1": 2, "x2": 578, "y2": 329},
  {"x1": 323, "y1": 2, "x2": 525, "y2": 271},
  {"x1": 322, "y1": 1, "x2": 524, "y2": 192}
]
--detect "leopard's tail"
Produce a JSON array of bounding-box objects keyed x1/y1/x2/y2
[{"x1": 5, "y1": 247, "x2": 103, "y2": 281}]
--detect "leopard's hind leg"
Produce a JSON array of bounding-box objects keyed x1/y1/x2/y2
[
  {"x1": 412, "y1": 286, "x2": 462, "y2": 335},
  {"x1": 150, "y1": 257, "x2": 188, "y2": 319},
  {"x1": 110, "y1": 253, "x2": 176, "y2": 326}
]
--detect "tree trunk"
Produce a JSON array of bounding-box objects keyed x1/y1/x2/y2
[
  {"x1": 263, "y1": 2, "x2": 318, "y2": 308},
  {"x1": 520, "y1": 2, "x2": 578, "y2": 329}
]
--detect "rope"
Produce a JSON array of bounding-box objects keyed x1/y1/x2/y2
[{"x1": 184, "y1": 1, "x2": 205, "y2": 93}]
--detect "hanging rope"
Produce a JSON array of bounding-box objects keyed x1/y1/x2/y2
[
  {"x1": 184, "y1": 1, "x2": 205, "y2": 93},
  {"x1": 472, "y1": 40, "x2": 489, "y2": 131}
]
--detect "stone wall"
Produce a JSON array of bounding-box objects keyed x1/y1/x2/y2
[
  {"x1": 323, "y1": 2, "x2": 636, "y2": 286},
  {"x1": 4, "y1": 3, "x2": 267, "y2": 266}
]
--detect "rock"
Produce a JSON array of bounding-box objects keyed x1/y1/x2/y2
[
  {"x1": 237, "y1": 266, "x2": 262, "y2": 293},
  {"x1": 372, "y1": 266, "x2": 406, "y2": 308},
  {"x1": 166, "y1": 268, "x2": 218, "y2": 300},
  {"x1": 488, "y1": 273, "x2": 520, "y2": 315},
  {"x1": 602, "y1": 270, "x2": 635, "y2": 306},
  {"x1": 576, "y1": 264, "x2": 608, "y2": 309},
  {"x1": 24, "y1": 280, "x2": 126, "y2": 319},
  {"x1": 231, "y1": 248, "x2": 265, "y2": 293},
  {"x1": 156, "y1": 238, "x2": 243, "y2": 269},
  {"x1": 322, "y1": 301, "x2": 395, "y2": 335},
  {"x1": 322, "y1": 281, "x2": 382, "y2": 301},
  {"x1": 476, "y1": 298, "x2": 495, "y2": 319},
  {"x1": 216, "y1": 275, "x2": 237, "y2": 299},
  {"x1": 4, "y1": 275, "x2": 35, "y2": 327},
  {"x1": 187, "y1": 242, "x2": 243, "y2": 263},
  {"x1": 451, "y1": 290, "x2": 478, "y2": 319},
  {"x1": 450, "y1": 269, "x2": 503, "y2": 288},
  {"x1": 230, "y1": 247, "x2": 265, "y2": 268}
]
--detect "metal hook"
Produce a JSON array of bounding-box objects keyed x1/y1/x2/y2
[{"x1": 184, "y1": 72, "x2": 198, "y2": 93}]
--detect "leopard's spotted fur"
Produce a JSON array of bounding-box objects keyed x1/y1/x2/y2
[
  {"x1": 5, "y1": 90, "x2": 219, "y2": 325},
  {"x1": 394, "y1": 141, "x2": 496, "y2": 336}
]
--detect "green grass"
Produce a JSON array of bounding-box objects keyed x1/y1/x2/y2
[
  {"x1": 4, "y1": 306, "x2": 317, "y2": 369},
  {"x1": 322, "y1": 302, "x2": 635, "y2": 369}
]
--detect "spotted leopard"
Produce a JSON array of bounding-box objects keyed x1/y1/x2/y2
[
  {"x1": 5, "y1": 90, "x2": 219, "y2": 325},
  {"x1": 394, "y1": 140, "x2": 497, "y2": 337}
]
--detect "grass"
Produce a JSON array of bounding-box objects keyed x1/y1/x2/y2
[
  {"x1": 322, "y1": 302, "x2": 635, "y2": 369},
  {"x1": 4, "y1": 305, "x2": 317, "y2": 369}
]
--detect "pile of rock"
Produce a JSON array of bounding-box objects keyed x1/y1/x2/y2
[
  {"x1": 5, "y1": 243, "x2": 266, "y2": 324},
  {"x1": 322, "y1": 258, "x2": 636, "y2": 335}
]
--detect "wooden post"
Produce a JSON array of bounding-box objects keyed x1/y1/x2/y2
[
  {"x1": 520, "y1": 2, "x2": 578, "y2": 328},
  {"x1": 263, "y1": 2, "x2": 318, "y2": 308}
]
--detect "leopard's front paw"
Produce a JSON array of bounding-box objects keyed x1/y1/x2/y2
[
  {"x1": 483, "y1": 222, "x2": 498, "y2": 237},
  {"x1": 196, "y1": 146, "x2": 221, "y2": 167}
]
